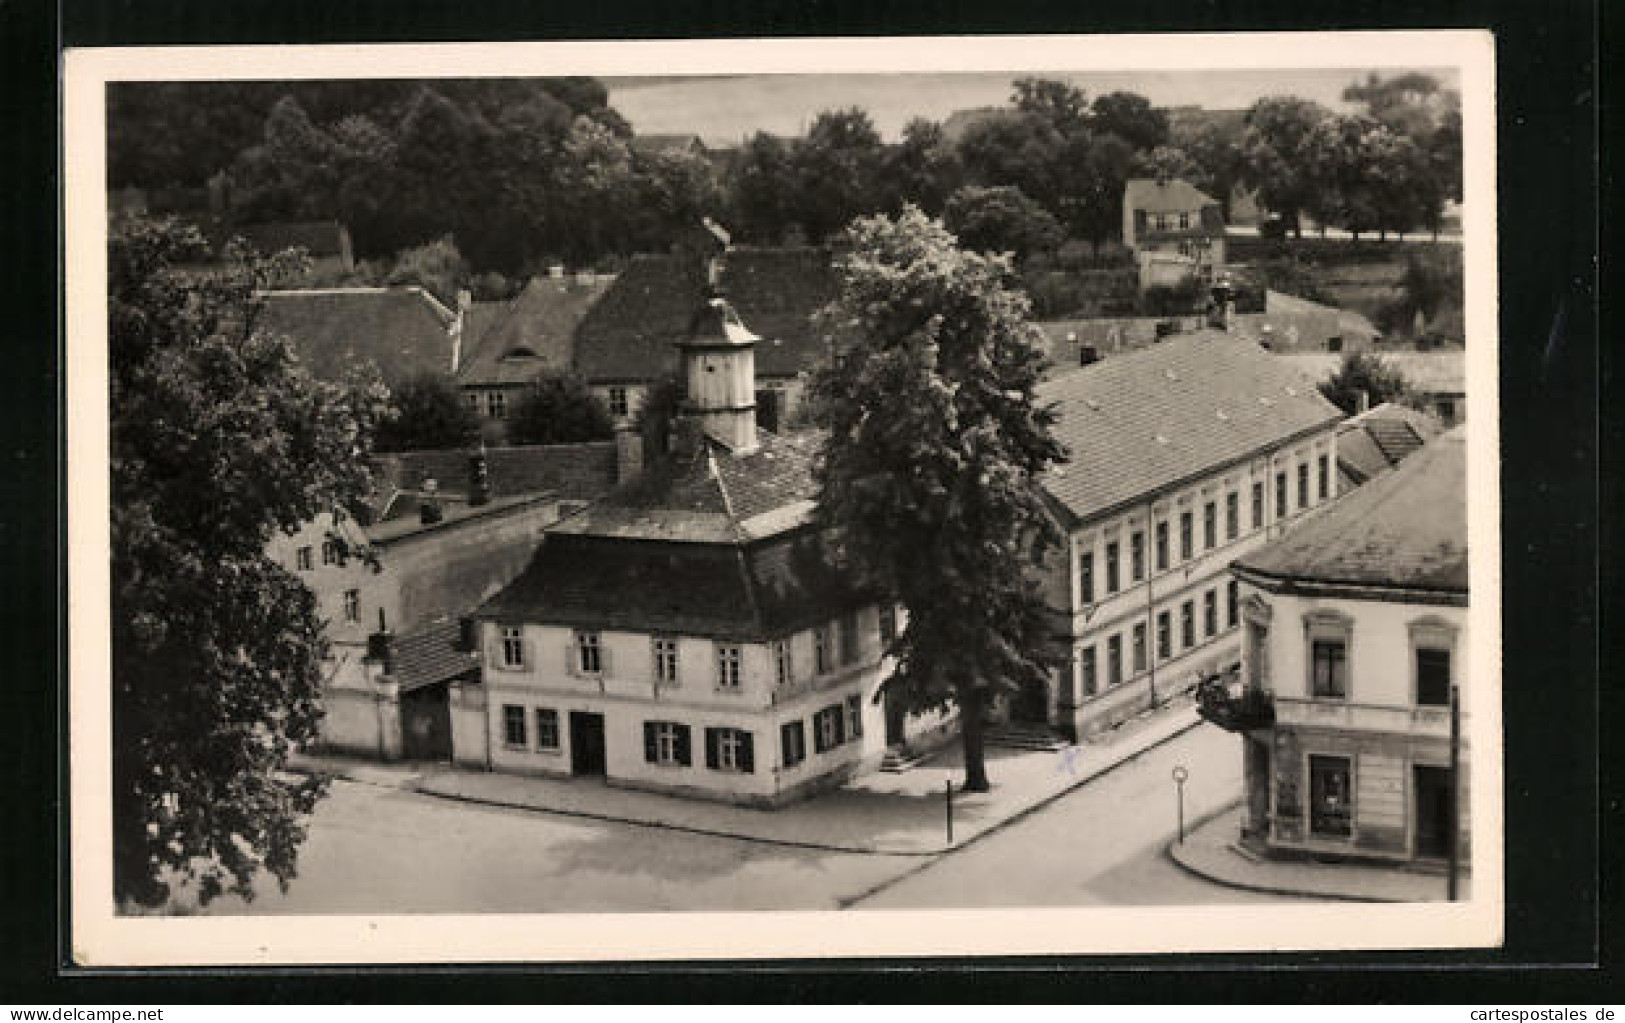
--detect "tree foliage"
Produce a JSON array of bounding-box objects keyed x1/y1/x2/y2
[
  {"x1": 1317, "y1": 351, "x2": 1416, "y2": 415},
  {"x1": 507, "y1": 373, "x2": 615, "y2": 446},
  {"x1": 375, "y1": 374, "x2": 480, "y2": 452},
  {"x1": 943, "y1": 184, "x2": 1064, "y2": 262},
  {"x1": 110, "y1": 216, "x2": 389, "y2": 908},
  {"x1": 809, "y1": 207, "x2": 1067, "y2": 791}
]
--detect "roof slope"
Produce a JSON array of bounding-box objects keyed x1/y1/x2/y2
[
  {"x1": 1124, "y1": 177, "x2": 1220, "y2": 214},
  {"x1": 392, "y1": 619, "x2": 479, "y2": 693},
  {"x1": 458, "y1": 276, "x2": 613, "y2": 386},
  {"x1": 1236, "y1": 427, "x2": 1467, "y2": 597},
  {"x1": 573, "y1": 247, "x2": 837, "y2": 382},
  {"x1": 1037, "y1": 330, "x2": 1343, "y2": 522},
  {"x1": 258, "y1": 287, "x2": 455, "y2": 388}
]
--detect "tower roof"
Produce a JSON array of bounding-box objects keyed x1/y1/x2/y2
[{"x1": 682, "y1": 296, "x2": 759, "y2": 348}]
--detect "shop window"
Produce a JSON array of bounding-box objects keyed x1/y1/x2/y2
[{"x1": 1309, "y1": 755, "x2": 1353, "y2": 837}]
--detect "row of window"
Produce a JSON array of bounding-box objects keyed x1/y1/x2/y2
[
  {"x1": 466, "y1": 387, "x2": 631, "y2": 422},
  {"x1": 1079, "y1": 580, "x2": 1239, "y2": 696},
  {"x1": 292, "y1": 539, "x2": 345, "y2": 573},
  {"x1": 1146, "y1": 211, "x2": 1194, "y2": 232},
  {"x1": 1077, "y1": 456, "x2": 1330, "y2": 604},
  {"x1": 1306, "y1": 641, "x2": 1452, "y2": 706}
]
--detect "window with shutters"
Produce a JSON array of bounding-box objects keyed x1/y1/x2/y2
[
  {"x1": 1297, "y1": 462, "x2": 1310, "y2": 509},
  {"x1": 501, "y1": 626, "x2": 524, "y2": 669},
  {"x1": 772, "y1": 639, "x2": 792, "y2": 686},
  {"x1": 1132, "y1": 622, "x2": 1147, "y2": 673},
  {"x1": 1130, "y1": 531, "x2": 1145, "y2": 582},
  {"x1": 1155, "y1": 521, "x2": 1169, "y2": 571},
  {"x1": 1080, "y1": 645, "x2": 1097, "y2": 696},
  {"x1": 502, "y1": 705, "x2": 527, "y2": 748},
  {"x1": 1105, "y1": 542, "x2": 1120, "y2": 594},
  {"x1": 322, "y1": 539, "x2": 340, "y2": 566},
  {"x1": 1179, "y1": 511, "x2": 1193, "y2": 561},
  {"x1": 653, "y1": 637, "x2": 679, "y2": 685},
  {"x1": 813, "y1": 705, "x2": 845, "y2": 753},
  {"x1": 644, "y1": 720, "x2": 691, "y2": 767},
  {"x1": 781, "y1": 720, "x2": 806, "y2": 768},
  {"x1": 1276, "y1": 471, "x2": 1288, "y2": 518},
  {"x1": 534, "y1": 708, "x2": 559, "y2": 750},
  {"x1": 1181, "y1": 601, "x2": 1195, "y2": 649},
  {"x1": 706, "y1": 727, "x2": 754, "y2": 773},
  {"x1": 1251, "y1": 482, "x2": 1264, "y2": 531},
  {"x1": 1204, "y1": 589, "x2": 1218, "y2": 637},
  {"x1": 715, "y1": 643, "x2": 742, "y2": 691},
  {"x1": 1227, "y1": 579, "x2": 1239, "y2": 629},
  {"x1": 1078, "y1": 550, "x2": 1094, "y2": 603},
  {"x1": 1318, "y1": 454, "x2": 1330, "y2": 501},
  {"x1": 839, "y1": 612, "x2": 860, "y2": 664},
  {"x1": 575, "y1": 630, "x2": 602, "y2": 674},
  {"x1": 1226, "y1": 492, "x2": 1239, "y2": 541},
  {"x1": 1203, "y1": 502, "x2": 1217, "y2": 550},
  {"x1": 846, "y1": 693, "x2": 864, "y2": 739},
  {"x1": 1156, "y1": 612, "x2": 1171, "y2": 660},
  {"x1": 813, "y1": 625, "x2": 832, "y2": 675},
  {"x1": 1107, "y1": 634, "x2": 1122, "y2": 686},
  {"x1": 296, "y1": 546, "x2": 313, "y2": 572}
]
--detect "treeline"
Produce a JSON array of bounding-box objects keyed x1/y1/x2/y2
[{"x1": 110, "y1": 72, "x2": 1462, "y2": 283}]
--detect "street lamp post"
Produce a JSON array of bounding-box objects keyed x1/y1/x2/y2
[{"x1": 1172, "y1": 765, "x2": 1189, "y2": 844}]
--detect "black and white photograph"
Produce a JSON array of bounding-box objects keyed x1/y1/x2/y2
[{"x1": 64, "y1": 30, "x2": 1502, "y2": 964}]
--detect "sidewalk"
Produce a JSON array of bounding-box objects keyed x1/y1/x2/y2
[
  {"x1": 1167, "y1": 803, "x2": 1470, "y2": 903},
  {"x1": 293, "y1": 695, "x2": 1203, "y2": 857}
]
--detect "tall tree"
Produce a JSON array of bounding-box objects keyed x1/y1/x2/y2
[
  {"x1": 944, "y1": 184, "x2": 1063, "y2": 262},
  {"x1": 375, "y1": 374, "x2": 480, "y2": 452},
  {"x1": 1091, "y1": 90, "x2": 1170, "y2": 152},
  {"x1": 729, "y1": 131, "x2": 801, "y2": 245},
  {"x1": 880, "y1": 117, "x2": 964, "y2": 217},
  {"x1": 1240, "y1": 96, "x2": 1332, "y2": 237},
  {"x1": 110, "y1": 217, "x2": 389, "y2": 907},
  {"x1": 1012, "y1": 77, "x2": 1092, "y2": 138},
  {"x1": 1317, "y1": 351, "x2": 1416, "y2": 415},
  {"x1": 793, "y1": 108, "x2": 887, "y2": 243},
  {"x1": 809, "y1": 207, "x2": 1067, "y2": 792}
]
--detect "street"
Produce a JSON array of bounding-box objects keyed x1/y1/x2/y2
[{"x1": 190, "y1": 721, "x2": 1289, "y2": 915}]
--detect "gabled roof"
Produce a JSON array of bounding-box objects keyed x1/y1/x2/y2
[
  {"x1": 257, "y1": 287, "x2": 456, "y2": 389},
  {"x1": 572, "y1": 247, "x2": 837, "y2": 383},
  {"x1": 233, "y1": 220, "x2": 349, "y2": 259},
  {"x1": 392, "y1": 618, "x2": 479, "y2": 693},
  {"x1": 369, "y1": 441, "x2": 620, "y2": 516},
  {"x1": 1036, "y1": 330, "x2": 1344, "y2": 523},
  {"x1": 457, "y1": 276, "x2": 613, "y2": 387},
  {"x1": 1235, "y1": 428, "x2": 1467, "y2": 599},
  {"x1": 1334, "y1": 401, "x2": 1443, "y2": 488},
  {"x1": 1124, "y1": 178, "x2": 1220, "y2": 215}
]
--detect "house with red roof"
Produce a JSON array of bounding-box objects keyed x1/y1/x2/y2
[
  {"x1": 1214, "y1": 428, "x2": 1469, "y2": 868},
  {"x1": 1122, "y1": 176, "x2": 1227, "y2": 290}
]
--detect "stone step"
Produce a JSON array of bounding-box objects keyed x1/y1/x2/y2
[
  {"x1": 984, "y1": 727, "x2": 1070, "y2": 753},
  {"x1": 878, "y1": 747, "x2": 931, "y2": 773}
]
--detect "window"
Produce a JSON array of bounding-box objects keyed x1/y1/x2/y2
[
  {"x1": 653, "y1": 637, "x2": 679, "y2": 685},
  {"x1": 1179, "y1": 511, "x2": 1193, "y2": 561},
  {"x1": 534, "y1": 709, "x2": 560, "y2": 750},
  {"x1": 1275, "y1": 471, "x2": 1288, "y2": 518},
  {"x1": 813, "y1": 625, "x2": 832, "y2": 675},
  {"x1": 879, "y1": 605, "x2": 897, "y2": 645},
  {"x1": 1318, "y1": 454, "x2": 1330, "y2": 501},
  {"x1": 813, "y1": 705, "x2": 846, "y2": 753},
  {"x1": 465, "y1": 392, "x2": 481, "y2": 414},
  {"x1": 1105, "y1": 542, "x2": 1120, "y2": 594},
  {"x1": 1132, "y1": 623, "x2": 1147, "y2": 673},
  {"x1": 1226, "y1": 492, "x2": 1239, "y2": 541},
  {"x1": 1226, "y1": 579, "x2": 1239, "y2": 629},
  {"x1": 486, "y1": 391, "x2": 506, "y2": 420},
  {"x1": 1297, "y1": 463, "x2": 1310, "y2": 509},
  {"x1": 321, "y1": 539, "x2": 339, "y2": 566},
  {"x1": 1180, "y1": 601, "x2": 1195, "y2": 649},
  {"x1": 1080, "y1": 646, "x2": 1097, "y2": 696},
  {"x1": 1178, "y1": 211, "x2": 1190, "y2": 229},
  {"x1": 708, "y1": 727, "x2": 754, "y2": 772},
  {"x1": 781, "y1": 720, "x2": 807, "y2": 768},
  {"x1": 1156, "y1": 612, "x2": 1171, "y2": 660},
  {"x1": 839, "y1": 612, "x2": 861, "y2": 664},
  {"x1": 1107, "y1": 634, "x2": 1123, "y2": 686},
  {"x1": 1155, "y1": 522, "x2": 1169, "y2": 571},
  {"x1": 1204, "y1": 589, "x2": 1217, "y2": 638},
  {"x1": 343, "y1": 589, "x2": 360, "y2": 622},
  {"x1": 502, "y1": 705, "x2": 527, "y2": 748},
  {"x1": 501, "y1": 626, "x2": 524, "y2": 668},
  {"x1": 1079, "y1": 550, "x2": 1094, "y2": 603},
  {"x1": 1251, "y1": 482, "x2": 1264, "y2": 530},
  {"x1": 1203, "y1": 502, "x2": 1217, "y2": 550},
  {"x1": 846, "y1": 693, "x2": 864, "y2": 739},
  {"x1": 1130, "y1": 531, "x2": 1145, "y2": 582},
  {"x1": 644, "y1": 720, "x2": 692, "y2": 766},
  {"x1": 296, "y1": 546, "x2": 313, "y2": 572},
  {"x1": 773, "y1": 639, "x2": 792, "y2": 686},
  {"x1": 575, "y1": 630, "x2": 602, "y2": 674},
  {"x1": 716, "y1": 644, "x2": 742, "y2": 690},
  {"x1": 1309, "y1": 755, "x2": 1353, "y2": 837},
  {"x1": 1416, "y1": 649, "x2": 1452, "y2": 706},
  {"x1": 1311, "y1": 640, "x2": 1348, "y2": 699},
  {"x1": 608, "y1": 386, "x2": 629, "y2": 418}
]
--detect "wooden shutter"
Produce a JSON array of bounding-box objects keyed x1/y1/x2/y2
[
  {"x1": 781, "y1": 722, "x2": 796, "y2": 767},
  {"x1": 675, "y1": 724, "x2": 692, "y2": 766},
  {"x1": 832, "y1": 704, "x2": 846, "y2": 746},
  {"x1": 704, "y1": 728, "x2": 720, "y2": 770},
  {"x1": 643, "y1": 722, "x2": 658, "y2": 763},
  {"x1": 812, "y1": 710, "x2": 828, "y2": 753},
  {"x1": 739, "y1": 731, "x2": 755, "y2": 774}
]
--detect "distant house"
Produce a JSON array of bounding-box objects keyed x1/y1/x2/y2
[
  {"x1": 234, "y1": 220, "x2": 356, "y2": 279},
  {"x1": 270, "y1": 442, "x2": 623, "y2": 761},
  {"x1": 257, "y1": 286, "x2": 461, "y2": 390},
  {"x1": 456, "y1": 271, "x2": 616, "y2": 439},
  {"x1": 572, "y1": 246, "x2": 838, "y2": 432},
  {"x1": 1122, "y1": 176, "x2": 1227, "y2": 290},
  {"x1": 1214, "y1": 429, "x2": 1470, "y2": 868},
  {"x1": 1274, "y1": 351, "x2": 1467, "y2": 427}
]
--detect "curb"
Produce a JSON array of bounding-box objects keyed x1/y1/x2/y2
[{"x1": 1164, "y1": 809, "x2": 1396, "y2": 904}]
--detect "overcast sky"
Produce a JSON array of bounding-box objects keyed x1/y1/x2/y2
[{"x1": 607, "y1": 68, "x2": 1460, "y2": 146}]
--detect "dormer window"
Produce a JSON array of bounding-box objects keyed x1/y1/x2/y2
[{"x1": 503, "y1": 345, "x2": 538, "y2": 359}]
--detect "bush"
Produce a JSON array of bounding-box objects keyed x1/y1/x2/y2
[
  {"x1": 375, "y1": 374, "x2": 479, "y2": 452},
  {"x1": 508, "y1": 372, "x2": 614, "y2": 445}
]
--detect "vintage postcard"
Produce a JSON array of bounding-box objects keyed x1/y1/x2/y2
[{"x1": 64, "y1": 30, "x2": 1502, "y2": 965}]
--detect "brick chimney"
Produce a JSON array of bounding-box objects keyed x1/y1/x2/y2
[{"x1": 615, "y1": 422, "x2": 644, "y2": 484}]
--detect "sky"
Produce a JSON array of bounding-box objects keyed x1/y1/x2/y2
[{"x1": 606, "y1": 68, "x2": 1460, "y2": 146}]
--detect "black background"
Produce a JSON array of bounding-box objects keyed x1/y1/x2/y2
[{"x1": 1, "y1": 0, "x2": 1608, "y2": 1002}]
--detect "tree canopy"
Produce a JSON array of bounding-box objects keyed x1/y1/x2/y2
[
  {"x1": 1317, "y1": 351, "x2": 1417, "y2": 415},
  {"x1": 375, "y1": 374, "x2": 480, "y2": 453},
  {"x1": 809, "y1": 207, "x2": 1067, "y2": 791},
  {"x1": 507, "y1": 373, "x2": 615, "y2": 446},
  {"x1": 110, "y1": 216, "x2": 389, "y2": 907}
]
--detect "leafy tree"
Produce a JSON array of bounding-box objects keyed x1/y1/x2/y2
[
  {"x1": 508, "y1": 372, "x2": 615, "y2": 445},
  {"x1": 1012, "y1": 77, "x2": 1093, "y2": 138},
  {"x1": 1141, "y1": 274, "x2": 1209, "y2": 316},
  {"x1": 729, "y1": 132, "x2": 801, "y2": 245},
  {"x1": 383, "y1": 236, "x2": 469, "y2": 307},
  {"x1": 793, "y1": 108, "x2": 887, "y2": 243},
  {"x1": 942, "y1": 184, "x2": 1063, "y2": 262},
  {"x1": 809, "y1": 207, "x2": 1067, "y2": 792},
  {"x1": 956, "y1": 110, "x2": 1068, "y2": 216},
  {"x1": 1380, "y1": 249, "x2": 1464, "y2": 340},
  {"x1": 1063, "y1": 132, "x2": 1137, "y2": 244},
  {"x1": 1240, "y1": 96, "x2": 1332, "y2": 237},
  {"x1": 879, "y1": 118, "x2": 964, "y2": 217},
  {"x1": 110, "y1": 216, "x2": 389, "y2": 908},
  {"x1": 1317, "y1": 351, "x2": 1416, "y2": 415},
  {"x1": 1169, "y1": 113, "x2": 1249, "y2": 221},
  {"x1": 375, "y1": 374, "x2": 481, "y2": 452},
  {"x1": 1134, "y1": 145, "x2": 1204, "y2": 184},
  {"x1": 1091, "y1": 91, "x2": 1170, "y2": 152}
]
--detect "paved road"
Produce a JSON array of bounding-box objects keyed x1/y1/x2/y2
[{"x1": 851, "y1": 722, "x2": 1292, "y2": 908}]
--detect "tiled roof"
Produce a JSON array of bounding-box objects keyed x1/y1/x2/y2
[
  {"x1": 457, "y1": 276, "x2": 613, "y2": 387},
  {"x1": 391, "y1": 618, "x2": 479, "y2": 693},
  {"x1": 1036, "y1": 330, "x2": 1344, "y2": 523},
  {"x1": 1124, "y1": 178, "x2": 1220, "y2": 215},
  {"x1": 1334, "y1": 402, "x2": 1443, "y2": 488},
  {"x1": 1333, "y1": 426, "x2": 1389, "y2": 487},
  {"x1": 257, "y1": 288, "x2": 456, "y2": 389},
  {"x1": 1235, "y1": 428, "x2": 1467, "y2": 597},
  {"x1": 233, "y1": 221, "x2": 348, "y2": 259},
  {"x1": 572, "y1": 247, "x2": 837, "y2": 383},
  {"x1": 461, "y1": 301, "x2": 507, "y2": 353},
  {"x1": 1274, "y1": 351, "x2": 1466, "y2": 395}
]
